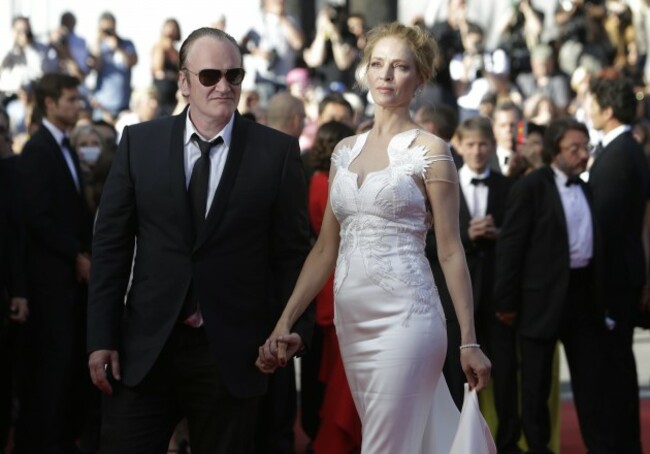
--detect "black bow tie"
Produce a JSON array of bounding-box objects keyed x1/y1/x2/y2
[
  {"x1": 470, "y1": 176, "x2": 489, "y2": 186},
  {"x1": 565, "y1": 176, "x2": 581, "y2": 186}
]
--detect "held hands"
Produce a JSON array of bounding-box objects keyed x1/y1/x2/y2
[
  {"x1": 255, "y1": 323, "x2": 304, "y2": 374},
  {"x1": 460, "y1": 347, "x2": 491, "y2": 392}
]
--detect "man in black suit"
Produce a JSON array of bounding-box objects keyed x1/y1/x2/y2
[
  {"x1": 588, "y1": 77, "x2": 648, "y2": 454},
  {"x1": 425, "y1": 117, "x2": 517, "y2": 451},
  {"x1": 494, "y1": 118, "x2": 613, "y2": 453},
  {"x1": 0, "y1": 108, "x2": 28, "y2": 452},
  {"x1": 87, "y1": 28, "x2": 311, "y2": 453},
  {"x1": 13, "y1": 73, "x2": 94, "y2": 453}
]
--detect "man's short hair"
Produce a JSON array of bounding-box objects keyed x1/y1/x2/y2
[
  {"x1": 318, "y1": 93, "x2": 353, "y2": 119},
  {"x1": 179, "y1": 27, "x2": 241, "y2": 71},
  {"x1": 590, "y1": 76, "x2": 637, "y2": 126},
  {"x1": 416, "y1": 103, "x2": 458, "y2": 142},
  {"x1": 456, "y1": 116, "x2": 495, "y2": 143},
  {"x1": 35, "y1": 73, "x2": 80, "y2": 116}
]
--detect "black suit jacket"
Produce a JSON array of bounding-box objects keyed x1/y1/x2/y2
[
  {"x1": 588, "y1": 131, "x2": 649, "y2": 296},
  {"x1": 494, "y1": 166, "x2": 604, "y2": 339},
  {"x1": 0, "y1": 155, "x2": 26, "y2": 315},
  {"x1": 17, "y1": 125, "x2": 92, "y2": 293},
  {"x1": 427, "y1": 171, "x2": 512, "y2": 319},
  {"x1": 87, "y1": 111, "x2": 312, "y2": 398}
]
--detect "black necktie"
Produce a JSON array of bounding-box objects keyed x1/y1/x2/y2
[
  {"x1": 189, "y1": 133, "x2": 222, "y2": 237},
  {"x1": 61, "y1": 136, "x2": 81, "y2": 192},
  {"x1": 592, "y1": 142, "x2": 604, "y2": 160},
  {"x1": 61, "y1": 136, "x2": 72, "y2": 151},
  {"x1": 470, "y1": 176, "x2": 489, "y2": 186},
  {"x1": 566, "y1": 176, "x2": 581, "y2": 186}
]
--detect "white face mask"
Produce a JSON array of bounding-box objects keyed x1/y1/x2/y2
[{"x1": 79, "y1": 146, "x2": 101, "y2": 164}]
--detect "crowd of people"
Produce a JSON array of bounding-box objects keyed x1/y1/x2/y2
[{"x1": 0, "y1": 0, "x2": 650, "y2": 453}]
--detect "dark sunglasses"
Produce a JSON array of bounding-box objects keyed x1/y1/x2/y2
[{"x1": 183, "y1": 67, "x2": 246, "y2": 86}]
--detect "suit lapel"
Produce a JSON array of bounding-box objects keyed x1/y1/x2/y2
[
  {"x1": 194, "y1": 113, "x2": 247, "y2": 251},
  {"x1": 590, "y1": 131, "x2": 628, "y2": 175},
  {"x1": 168, "y1": 108, "x2": 194, "y2": 250},
  {"x1": 486, "y1": 174, "x2": 497, "y2": 215},
  {"x1": 543, "y1": 166, "x2": 569, "y2": 242},
  {"x1": 458, "y1": 186, "x2": 471, "y2": 225}
]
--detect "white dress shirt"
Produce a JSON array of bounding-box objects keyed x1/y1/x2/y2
[
  {"x1": 459, "y1": 165, "x2": 490, "y2": 218},
  {"x1": 183, "y1": 110, "x2": 234, "y2": 217},
  {"x1": 496, "y1": 146, "x2": 512, "y2": 175},
  {"x1": 600, "y1": 124, "x2": 631, "y2": 148},
  {"x1": 551, "y1": 166, "x2": 593, "y2": 269}
]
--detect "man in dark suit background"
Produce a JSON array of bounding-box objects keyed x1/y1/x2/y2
[
  {"x1": 494, "y1": 118, "x2": 613, "y2": 453},
  {"x1": 13, "y1": 73, "x2": 93, "y2": 453},
  {"x1": 588, "y1": 76, "x2": 648, "y2": 454},
  {"x1": 87, "y1": 27, "x2": 311, "y2": 453},
  {"x1": 425, "y1": 116, "x2": 516, "y2": 451},
  {"x1": 255, "y1": 91, "x2": 306, "y2": 454},
  {"x1": 0, "y1": 108, "x2": 28, "y2": 452}
]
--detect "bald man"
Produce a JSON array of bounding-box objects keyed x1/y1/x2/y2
[{"x1": 266, "y1": 91, "x2": 306, "y2": 139}]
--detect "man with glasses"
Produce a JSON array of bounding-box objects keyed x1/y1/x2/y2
[
  {"x1": 87, "y1": 27, "x2": 312, "y2": 453},
  {"x1": 494, "y1": 118, "x2": 615, "y2": 453}
]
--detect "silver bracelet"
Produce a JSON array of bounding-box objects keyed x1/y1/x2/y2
[{"x1": 459, "y1": 343, "x2": 481, "y2": 350}]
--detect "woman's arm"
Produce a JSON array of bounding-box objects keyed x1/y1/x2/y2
[
  {"x1": 422, "y1": 135, "x2": 491, "y2": 390},
  {"x1": 257, "y1": 160, "x2": 342, "y2": 371}
]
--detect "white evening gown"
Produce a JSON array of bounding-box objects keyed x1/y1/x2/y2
[{"x1": 329, "y1": 129, "x2": 496, "y2": 453}]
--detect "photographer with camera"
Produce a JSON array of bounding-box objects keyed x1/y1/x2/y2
[
  {"x1": 450, "y1": 22, "x2": 514, "y2": 121},
  {"x1": 0, "y1": 16, "x2": 56, "y2": 100},
  {"x1": 48, "y1": 26, "x2": 85, "y2": 81},
  {"x1": 89, "y1": 11, "x2": 138, "y2": 122},
  {"x1": 303, "y1": 3, "x2": 359, "y2": 92},
  {"x1": 241, "y1": 0, "x2": 303, "y2": 103}
]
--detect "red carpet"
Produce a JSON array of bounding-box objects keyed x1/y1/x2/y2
[
  {"x1": 560, "y1": 398, "x2": 650, "y2": 453},
  {"x1": 295, "y1": 398, "x2": 650, "y2": 453}
]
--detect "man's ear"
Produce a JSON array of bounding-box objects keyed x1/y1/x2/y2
[
  {"x1": 604, "y1": 106, "x2": 615, "y2": 123},
  {"x1": 44, "y1": 96, "x2": 56, "y2": 113},
  {"x1": 179, "y1": 70, "x2": 190, "y2": 97}
]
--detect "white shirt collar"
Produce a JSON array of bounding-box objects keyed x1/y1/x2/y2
[
  {"x1": 42, "y1": 118, "x2": 66, "y2": 146},
  {"x1": 184, "y1": 109, "x2": 235, "y2": 148},
  {"x1": 601, "y1": 124, "x2": 631, "y2": 148},
  {"x1": 551, "y1": 164, "x2": 569, "y2": 186},
  {"x1": 459, "y1": 165, "x2": 490, "y2": 186}
]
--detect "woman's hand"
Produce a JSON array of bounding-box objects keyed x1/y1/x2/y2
[
  {"x1": 255, "y1": 322, "x2": 304, "y2": 374},
  {"x1": 460, "y1": 348, "x2": 491, "y2": 392}
]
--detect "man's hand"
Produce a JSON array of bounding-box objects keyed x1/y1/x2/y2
[
  {"x1": 89, "y1": 349, "x2": 121, "y2": 395},
  {"x1": 468, "y1": 215, "x2": 498, "y2": 241},
  {"x1": 8, "y1": 297, "x2": 28, "y2": 323},
  {"x1": 76, "y1": 253, "x2": 91, "y2": 283},
  {"x1": 256, "y1": 331, "x2": 304, "y2": 374}
]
